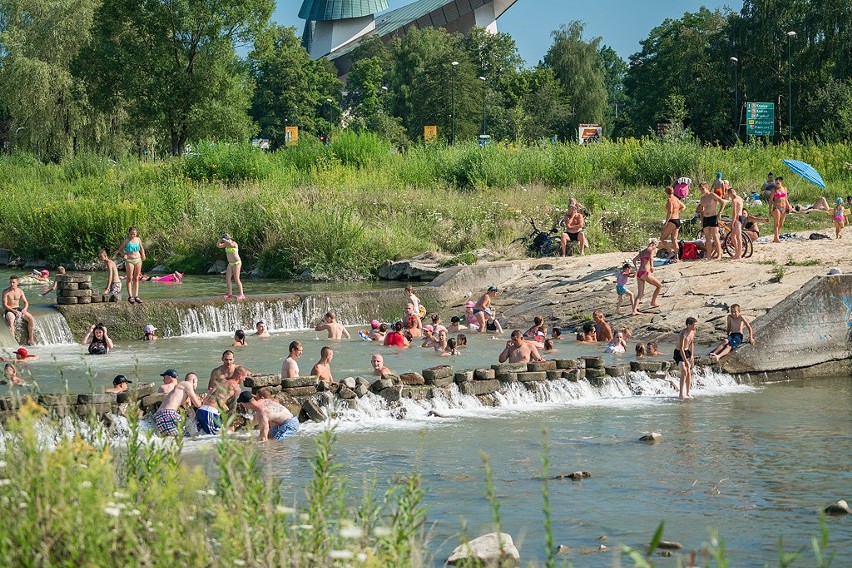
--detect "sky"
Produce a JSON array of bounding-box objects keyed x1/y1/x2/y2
[{"x1": 275, "y1": 0, "x2": 744, "y2": 65}]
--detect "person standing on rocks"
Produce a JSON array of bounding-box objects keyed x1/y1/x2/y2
[
  {"x1": 217, "y1": 233, "x2": 245, "y2": 300},
  {"x1": 196, "y1": 366, "x2": 249, "y2": 435},
  {"x1": 698, "y1": 182, "x2": 729, "y2": 259},
  {"x1": 660, "y1": 186, "x2": 686, "y2": 260},
  {"x1": 498, "y1": 330, "x2": 544, "y2": 364},
  {"x1": 315, "y1": 311, "x2": 351, "y2": 340},
  {"x1": 473, "y1": 286, "x2": 498, "y2": 332},
  {"x1": 118, "y1": 226, "x2": 145, "y2": 304},
  {"x1": 632, "y1": 239, "x2": 663, "y2": 314},
  {"x1": 238, "y1": 389, "x2": 299, "y2": 441},
  {"x1": 98, "y1": 249, "x2": 121, "y2": 298},
  {"x1": 282, "y1": 341, "x2": 302, "y2": 378},
  {"x1": 675, "y1": 318, "x2": 697, "y2": 399},
  {"x1": 3, "y1": 276, "x2": 35, "y2": 345},
  {"x1": 311, "y1": 346, "x2": 334, "y2": 385},
  {"x1": 208, "y1": 350, "x2": 236, "y2": 391},
  {"x1": 155, "y1": 372, "x2": 202, "y2": 437}
]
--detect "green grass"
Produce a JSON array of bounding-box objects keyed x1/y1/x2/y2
[{"x1": 0, "y1": 135, "x2": 849, "y2": 278}]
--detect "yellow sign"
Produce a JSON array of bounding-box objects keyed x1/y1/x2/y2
[
  {"x1": 424, "y1": 125, "x2": 437, "y2": 141},
  {"x1": 285, "y1": 126, "x2": 299, "y2": 145}
]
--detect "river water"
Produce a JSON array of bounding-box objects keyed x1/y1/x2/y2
[{"x1": 3, "y1": 270, "x2": 851, "y2": 565}]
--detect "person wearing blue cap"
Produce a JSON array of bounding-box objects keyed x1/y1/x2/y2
[
  {"x1": 833, "y1": 197, "x2": 847, "y2": 239},
  {"x1": 157, "y1": 368, "x2": 179, "y2": 394}
]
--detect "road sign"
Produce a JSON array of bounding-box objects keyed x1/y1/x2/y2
[
  {"x1": 746, "y1": 102, "x2": 774, "y2": 136},
  {"x1": 578, "y1": 124, "x2": 603, "y2": 145}
]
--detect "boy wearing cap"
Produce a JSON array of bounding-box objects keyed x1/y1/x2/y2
[
  {"x1": 3, "y1": 276, "x2": 35, "y2": 345},
  {"x1": 157, "y1": 368, "x2": 179, "y2": 394},
  {"x1": 155, "y1": 372, "x2": 202, "y2": 437},
  {"x1": 142, "y1": 324, "x2": 157, "y2": 341},
  {"x1": 238, "y1": 389, "x2": 299, "y2": 441},
  {"x1": 106, "y1": 375, "x2": 133, "y2": 394},
  {"x1": 473, "y1": 286, "x2": 498, "y2": 332},
  {"x1": 1, "y1": 347, "x2": 39, "y2": 362},
  {"x1": 420, "y1": 325, "x2": 437, "y2": 348}
]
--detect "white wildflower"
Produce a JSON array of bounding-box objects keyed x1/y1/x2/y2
[
  {"x1": 207, "y1": 489, "x2": 216, "y2": 495},
  {"x1": 357, "y1": 553, "x2": 367, "y2": 563},
  {"x1": 373, "y1": 526, "x2": 392, "y2": 538},
  {"x1": 103, "y1": 506, "x2": 121, "y2": 517},
  {"x1": 329, "y1": 550, "x2": 354, "y2": 560},
  {"x1": 233, "y1": 561, "x2": 246, "y2": 566},
  {"x1": 339, "y1": 525, "x2": 363, "y2": 540},
  {"x1": 275, "y1": 506, "x2": 296, "y2": 515},
  {"x1": 18, "y1": 502, "x2": 27, "y2": 509},
  {"x1": 80, "y1": 481, "x2": 93, "y2": 488},
  {"x1": 0, "y1": 479, "x2": 11, "y2": 487},
  {"x1": 0, "y1": 460, "x2": 6, "y2": 468},
  {"x1": 113, "y1": 491, "x2": 128, "y2": 499},
  {"x1": 299, "y1": 513, "x2": 310, "y2": 522}
]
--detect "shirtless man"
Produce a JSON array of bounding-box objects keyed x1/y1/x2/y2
[
  {"x1": 281, "y1": 341, "x2": 302, "y2": 378},
  {"x1": 315, "y1": 311, "x2": 351, "y2": 340},
  {"x1": 3, "y1": 276, "x2": 35, "y2": 345},
  {"x1": 498, "y1": 330, "x2": 544, "y2": 364},
  {"x1": 371, "y1": 353, "x2": 391, "y2": 377},
  {"x1": 560, "y1": 205, "x2": 588, "y2": 256},
  {"x1": 155, "y1": 372, "x2": 203, "y2": 437},
  {"x1": 727, "y1": 186, "x2": 746, "y2": 260},
  {"x1": 311, "y1": 346, "x2": 334, "y2": 384},
  {"x1": 675, "y1": 318, "x2": 697, "y2": 399},
  {"x1": 208, "y1": 350, "x2": 236, "y2": 391},
  {"x1": 196, "y1": 366, "x2": 250, "y2": 435},
  {"x1": 157, "y1": 368, "x2": 179, "y2": 394},
  {"x1": 238, "y1": 389, "x2": 299, "y2": 441},
  {"x1": 698, "y1": 182, "x2": 729, "y2": 260},
  {"x1": 592, "y1": 310, "x2": 613, "y2": 343},
  {"x1": 105, "y1": 374, "x2": 132, "y2": 394},
  {"x1": 473, "y1": 286, "x2": 498, "y2": 332},
  {"x1": 710, "y1": 304, "x2": 755, "y2": 362},
  {"x1": 98, "y1": 249, "x2": 121, "y2": 297},
  {"x1": 254, "y1": 321, "x2": 270, "y2": 337},
  {"x1": 0, "y1": 347, "x2": 38, "y2": 362}
]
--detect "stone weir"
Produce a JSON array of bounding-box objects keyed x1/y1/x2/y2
[
  {"x1": 722, "y1": 274, "x2": 852, "y2": 380},
  {"x1": 0, "y1": 357, "x2": 679, "y2": 426},
  {"x1": 51, "y1": 262, "x2": 527, "y2": 341}
]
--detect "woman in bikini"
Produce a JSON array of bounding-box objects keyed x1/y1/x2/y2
[
  {"x1": 769, "y1": 178, "x2": 790, "y2": 243},
  {"x1": 741, "y1": 208, "x2": 767, "y2": 242},
  {"x1": 119, "y1": 227, "x2": 145, "y2": 304},
  {"x1": 660, "y1": 186, "x2": 686, "y2": 260},
  {"x1": 632, "y1": 238, "x2": 663, "y2": 315},
  {"x1": 217, "y1": 234, "x2": 244, "y2": 300}
]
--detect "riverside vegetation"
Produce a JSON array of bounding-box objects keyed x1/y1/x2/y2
[
  {"x1": 1, "y1": 134, "x2": 850, "y2": 279},
  {"x1": 0, "y1": 402, "x2": 839, "y2": 567}
]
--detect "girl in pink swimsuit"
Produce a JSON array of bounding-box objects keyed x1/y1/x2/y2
[
  {"x1": 770, "y1": 178, "x2": 789, "y2": 242},
  {"x1": 632, "y1": 239, "x2": 663, "y2": 315}
]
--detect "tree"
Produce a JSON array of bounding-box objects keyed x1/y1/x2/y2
[
  {"x1": 597, "y1": 45, "x2": 629, "y2": 137},
  {"x1": 81, "y1": 0, "x2": 274, "y2": 155},
  {"x1": 516, "y1": 68, "x2": 572, "y2": 142},
  {"x1": 542, "y1": 22, "x2": 608, "y2": 138},
  {"x1": 249, "y1": 25, "x2": 342, "y2": 148}
]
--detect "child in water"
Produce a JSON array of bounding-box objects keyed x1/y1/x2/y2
[
  {"x1": 604, "y1": 331, "x2": 627, "y2": 353},
  {"x1": 615, "y1": 263, "x2": 636, "y2": 314},
  {"x1": 834, "y1": 198, "x2": 847, "y2": 239}
]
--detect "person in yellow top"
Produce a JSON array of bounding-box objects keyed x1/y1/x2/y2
[{"x1": 217, "y1": 234, "x2": 244, "y2": 300}]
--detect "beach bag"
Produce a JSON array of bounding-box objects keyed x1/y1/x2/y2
[
  {"x1": 673, "y1": 177, "x2": 691, "y2": 199},
  {"x1": 680, "y1": 241, "x2": 699, "y2": 260}
]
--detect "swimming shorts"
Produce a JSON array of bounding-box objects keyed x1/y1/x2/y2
[
  {"x1": 834, "y1": 215, "x2": 845, "y2": 222},
  {"x1": 565, "y1": 231, "x2": 580, "y2": 242},
  {"x1": 737, "y1": 215, "x2": 745, "y2": 225},
  {"x1": 472, "y1": 308, "x2": 493, "y2": 316},
  {"x1": 616, "y1": 285, "x2": 627, "y2": 296},
  {"x1": 702, "y1": 215, "x2": 719, "y2": 228},
  {"x1": 4, "y1": 307, "x2": 22, "y2": 320},
  {"x1": 196, "y1": 405, "x2": 222, "y2": 435},
  {"x1": 667, "y1": 218, "x2": 682, "y2": 228},
  {"x1": 269, "y1": 416, "x2": 300, "y2": 440},
  {"x1": 108, "y1": 282, "x2": 121, "y2": 294},
  {"x1": 727, "y1": 332, "x2": 744, "y2": 350},
  {"x1": 673, "y1": 349, "x2": 692, "y2": 364},
  {"x1": 125, "y1": 258, "x2": 142, "y2": 265},
  {"x1": 155, "y1": 409, "x2": 181, "y2": 436}
]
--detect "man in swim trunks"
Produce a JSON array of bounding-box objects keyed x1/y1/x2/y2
[
  {"x1": 675, "y1": 317, "x2": 697, "y2": 399},
  {"x1": 196, "y1": 366, "x2": 249, "y2": 435},
  {"x1": 560, "y1": 205, "x2": 589, "y2": 256},
  {"x1": 282, "y1": 341, "x2": 302, "y2": 378},
  {"x1": 98, "y1": 249, "x2": 121, "y2": 297},
  {"x1": 314, "y1": 311, "x2": 351, "y2": 340},
  {"x1": 473, "y1": 286, "x2": 498, "y2": 332},
  {"x1": 238, "y1": 389, "x2": 299, "y2": 441},
  {"x1": 155, "y1": 372, "x2": 202, "y2": 436},
  {"x1": 3, "y1": 276, "x2": 35, "y2": 345},
  {"x1": 727, "y1": 186, "x2": 746, "y2": 260},
  {"x1": 208, "y1": 350, "x2": 236, "y2": 391},
  {"x1": 311, "y1": 346, "x2": 334, "y2": 385},
  {"x1": 698, "y1": 182, "x2": 729, "y2": 260},
  {"x1": 709, "y1": 304, "x2": 755, "y2": 362},
  {"x1": 498, "y1": 330, "x2": 544, "y2": 364}
]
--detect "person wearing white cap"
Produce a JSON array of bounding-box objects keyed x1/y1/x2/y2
[{"x1": 143, "y1": 324, "x2": 158, "y2": 341}]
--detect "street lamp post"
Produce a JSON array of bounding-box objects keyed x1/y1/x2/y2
[
  {"x1": 787, "y1": 30, "x2": 796, "y2": 139},
  {"x1": 450, "y1": 61, "x2": 459, "y2": 145},
  {"x1": 730, "y1": 57, "x2": 739, "y2": 136},
  {"x1": 479, "y1": 76, "x2": 487, "y2": 137}
]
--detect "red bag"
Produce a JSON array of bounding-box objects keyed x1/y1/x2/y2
[{"x1": 681, "y1": 241, "x2": 699, "y2": 260}]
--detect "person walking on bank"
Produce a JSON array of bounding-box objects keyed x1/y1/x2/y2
[
  {"x1": 118, "y1": 227, "x2": 145, "y2": 304},
  {"x1": 217, "y1": 233, "x2": 244, "y2": 300}
]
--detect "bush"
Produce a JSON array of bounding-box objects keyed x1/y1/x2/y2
[{"x1": 183, "y1": 141, "x2": 273, "y2": 182}]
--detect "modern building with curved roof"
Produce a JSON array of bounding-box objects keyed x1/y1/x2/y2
[{"x1": 300, "y1": 0, "x2": 518, "y2": 73}]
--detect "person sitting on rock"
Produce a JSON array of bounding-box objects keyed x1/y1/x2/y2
[{"x1": 709, "y1": 304, "x2": 755, "y2": 362}]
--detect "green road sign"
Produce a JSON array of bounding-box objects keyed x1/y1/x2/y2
[{"x1": 746, "y1": 102, "x2": 775, "y2": 136}]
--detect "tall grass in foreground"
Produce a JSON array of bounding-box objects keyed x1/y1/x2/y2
[{"x1": 1, "y1": 136, "x2": 849, "y2": 277}]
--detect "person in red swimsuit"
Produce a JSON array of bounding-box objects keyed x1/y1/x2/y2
[{"x1": 632, "y1": 239, "x2": 663, "y2": 315}]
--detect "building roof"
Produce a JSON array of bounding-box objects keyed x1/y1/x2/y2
[{"x1": 299, "y1": 0, "x2": 389, "y2": 21}]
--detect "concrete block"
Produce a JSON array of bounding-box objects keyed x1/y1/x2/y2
[
  {"x1": 546, "y1": 370, "x2": 563, "y2": 381},
  {"x1": 399, "y1": 372, "x2": 425, "y2": 386},
  {"x1": 474, "y1": 368, "x2": 496, "y2": 381},
  {"x1": 340, "y1": 377, "x2": 357, "y2": 389},
  {"x1": 76, "y1": 403, "x2": 111, "y2": 417},
  {"x1": 460, "y1": 379, "x2": 501, "y2": 396},
  {"x1": 355, "y1": 376, "x2": 371, "y2": 387},
  {"x1": 77, "y1": 393, "x2": 116, "y2": 405},
  {"x1": 245, "y1": 374, "x2": 282, "y2": 388},
  {"x1": 585, "y1": 368, "x2": 606, "y2": 379},
  {"x1": 300, "y1": 399, "x2": 326, "y2": 423},
  {"x1": 422, "y1": 365, "x2": 453, "y2": 382},
  {"x1": 140, "y1": 393, "x2": 166, "y2": 411},
  {"x1": 60, "y1": 289, "x2": 92, "y2": 298},
  {"x1": 581, "y1": 356, "x2": 604, "y2": 369},
  {"x1": 564, "y1": 369, "x2": 582, "y2": 382},
  {"x1": 527, "y1": 361, "x2": 556, "y2": 372},
  {"x1": 338, "y1": 386, "x2": 357, "y2": 400},
  {"x1": 491, "y1": 363, "x2": 527, "y2": 373},
  {"x1": 281, "y1": 376, "x2": 318, "y2": 389},
  {"x1": 428, "y1": 376, "x2": 454, "y2": 388},
  {"x1": 605, "y1": 364, "x2": 629, "y2": 377},
  {"x1": 495, "y1": 371, "x2": 517, "y2": 383},
  {"x1": 57, "y1": 296, "x2": 78, "y2": 305},
  {"x1": 370, "y1": 378, "x2": 394, "y2": 393},
  {"x1": 378, "y1": 386, "x2": 402, "y2": 403},
  {"x1": 280, "y1": 385, "x2": 318, "y2": 397},
  {"x1": 556, "y1": 359, "x2": 583, "y2": 369},
  {"x1": 39, "y1": 393, "x2": 76, "y2": 407},
  {"x1": 516, "y1": 371, "x2": 547, "y2": 382},
  {"x1": 132, "y1": 383, "x2": 157, "y2": 398},
  {"x1": 403, "y1": 386, "x2": 432, "y2": 400},
  {"x1": 454, "y1": 371, "x2": 474, "y2": 383},
  {"x1": 354, "y1": 383, "x2": 368, "y2": 397}
]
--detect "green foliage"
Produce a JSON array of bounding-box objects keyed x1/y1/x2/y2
[
  {"x1": 183, "y1": 141, "x2": 273, "y2": 182},
  {"x1": 331, "y1": 130, "x2": 391, "y2": 169}
]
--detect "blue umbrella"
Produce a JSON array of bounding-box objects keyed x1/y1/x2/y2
[{"x1": 783, "y1": 159, "x2": 827, "y2": 189}]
